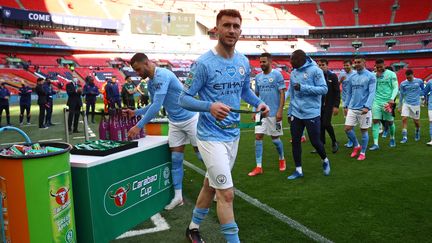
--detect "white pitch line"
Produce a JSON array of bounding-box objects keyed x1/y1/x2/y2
[
  {"x1": 183, "y1": 160, "x2": 333, "y2": 243},
  {"x1": 116, "y1": 213, "x2": 170, "y2": 239}
]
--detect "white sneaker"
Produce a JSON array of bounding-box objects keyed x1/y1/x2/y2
[
  {"x1": 164, "y1": 198, "x2": 183, "y2": 210},
  {"x1": 427, "y1": 141, "x2": 432, "y2": 146}
]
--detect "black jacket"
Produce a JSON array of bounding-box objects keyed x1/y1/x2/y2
[
  {"x1": 322, "y1": 70, "x2": 340, "y2": 109},
  {"x1": 66, "y1": 82, "x2": 83, "y2": 107},
  {"x1": 36, "y1": 84, "x2": 47, "y2": 105}
]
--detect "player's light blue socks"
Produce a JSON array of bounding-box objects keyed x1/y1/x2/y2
[
  {"x1": 429, "y1": 123, "x2": 432, "y2": 140},
  {"x1": 402, "y1": 128, "x2": 408, "y2": 139},
  {"x1": 255, "y1": 140, "x2": 263, "y2": 167},
  {"x1": 361, "y1": 131, "x2": 369, "y2": 154},
  {"x1": 171, "y1": 152, "x2": 184, "y2": 190},
  {"x1": 190, "y1": 207, "x2": 209, "y2": 229},
  {"x1": 346, "y1": 129, "x2": 359, "y2": 147},
  {"x1": 272, "y1": 138, "x2": 284, "y2": 160},
  {"x1": 195, "y1": 151, "x2": 203, "y2": 161},
  {"x1": 221, "y1": 221, "x2": 240, "y2": 243}
]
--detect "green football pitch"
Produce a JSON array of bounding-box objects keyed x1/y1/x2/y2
[{"x1": 1, "y1": 100, "x2": 431, "y2": 242}]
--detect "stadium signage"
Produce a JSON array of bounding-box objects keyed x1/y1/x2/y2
[
  {"x1": 1, "y1": 6, "x2": 120, "y2": 30},
  {"x1": 103, "y1": 162, "x2": 172, "y2": 216}
]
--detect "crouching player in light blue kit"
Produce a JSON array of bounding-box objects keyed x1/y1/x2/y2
[
  {"x1": 179, "y1": 9, "x2": 269, "y2": 243},
  {"x1": 126, "y1": 53, "x2": 202, "y2": 211},
  {"x1": 344, "y1": 56, "x2": 376, "y2": 161},
  {"x1": 248, "y1": 52, "x2": 286, "y2": 177},
  {"x1": 424, "y1": 78, "x2": 432, "y2": 146},
  {"x1": 398, "y1": 69, "x2": 425, "y2": 143}
]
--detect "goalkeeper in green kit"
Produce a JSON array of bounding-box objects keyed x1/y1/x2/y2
[{"x1": 370, "y1": 59, "x2": 399, "y2": 150}]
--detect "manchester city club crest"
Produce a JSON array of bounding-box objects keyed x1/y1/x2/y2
[
  {"x1": 239, "y1": 66, "x2": 245, "y2": 76},
  {"x1": 269, "y1": 77, "x2": 274, "y2": 82},
  {"x1": 303, "y1": 73, "x2": 308, "y2": 79}
]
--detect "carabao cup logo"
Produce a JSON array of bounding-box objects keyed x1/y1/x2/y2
[
  {"x1": 109, "y1": 184, "x2": 131, "y2": 207},
  {"x1": 50, "y1": 187, "x2": 70, "y2": 205}
]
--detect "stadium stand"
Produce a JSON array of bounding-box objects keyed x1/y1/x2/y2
[
  {"x1": 1, "y1": 0, "x2": 21, "y2": 8},
  {"x1": 358, "y1": 0, "x2": 393, "y2": 26},
  {"x1": 320, "y1": 0, "x2": 355, "y2": 27},
  {"x1": 273, "y1": 3, "x2": 321, "y2": 27},
  {"x1": 394, "y1": 0, "x2": 432, "y2": 23}
]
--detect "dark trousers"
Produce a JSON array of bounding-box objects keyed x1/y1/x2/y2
[
  {"x1": 45, "y1": 101, "x2": 53, "y2": 125},
  {"x1": 68, "y1": 105, "x2": 81, "y2": 131},
  {"x1": 109, "y1": 99, "x2": 122, "y2": 110},
  {"x1": 123, "y1": 97, "x2": 135, "y2": 109},
  {"x1": 320, "y1": 106, "x2": 337, "y2": 145},
  {"x1": 138, "y1": 95, "x2": 149, "y2": 108},
  {"x1": 290, "y1": 116, "x2": 327, "y2": 167},
  {"x1": 0, "y1": 104, "x2": 10, "y2": 125},
  {"x1": 86, "y1": 102, "x2": 96, "y2": 122},
  {"x1": 19, "y1": 104, "x2": 31, "y2": 123},
  {"x1": 38, "y1": 104, "x2": 46, "y2": 127}
]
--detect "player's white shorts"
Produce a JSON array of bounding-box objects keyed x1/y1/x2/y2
[
  {"x1": 345, "y1": 109, "x2": 372, "y2": 129},
  {"x1": 255, "y1": 117, "x2": 283, "y2": 136},
  {"x1": 168, "y1": 114, "x2": 198, "y2": 147},
  {"x1": 401, "y1": 104, "x2": 421, "y2": 119},
  {"x1": 197, "y1": 138, "x2": 239, "y2": 190},
  {"x1": 428, "y1": 110, "x2": 432, "y2": 122}
]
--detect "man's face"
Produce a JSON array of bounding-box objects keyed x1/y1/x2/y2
[
  {"x1": 127, "y1": 78, "x2": 132, "y2": 83},
  {"x1": 290, "y1": 55, "x2": 303, "y2": 69},
  {"x1": 353, "y1": 58, "x2": 365, "y2": 71},
  {"x1": 132, "y1": 61, "x2": 149, "y2": 79},
  {"x1": 376, "y1": 63, "x2": 385, "y2": 73},
  {"x1": 406, "y1": 74, "x2": 414, "y2": 81},
  {"x1": 259, "y1": 57, "x2": 271, "y2": 72},
  {"x1": 343, "y1": 62, "x2": 352, "y2": 73},
  {"x1": 318, "y1": 61, "x2": 328, "y2": 72},
  {"x1": 216, "y1": 15, "x2": 242, "y2": 48}
]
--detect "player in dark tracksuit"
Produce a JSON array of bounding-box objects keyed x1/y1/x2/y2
[
  {"x1": 0, "y1": 82, "x2": 11, "y2": 127},
  {"x1": 83, "y1": 77, "x2": 100, "y2": 123},
  {"x1": 44, "y1": 79, "x2": 56, "y2": 126},
  {"x1": 35, "y1": 78, "x2": 48, "y2": 129},
  {"x1": 317, "y1": 59, "x2": 341, "y2": 153},
  {"x1": 105, "y1": 77, "x2": 122, "y2": 110},
  {"x1": 18, "y1": 81, "x2": 32, "y2": 125}
]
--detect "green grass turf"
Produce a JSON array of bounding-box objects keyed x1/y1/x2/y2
[{"x1": 1, "y1": 101, "x2": 431, "y2": 242}]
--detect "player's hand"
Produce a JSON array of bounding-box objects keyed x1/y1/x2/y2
[
  {"x1": 340, "y1": 76, "x2": 346, "y2": 82},
  {"x1": 333, "y1": 107, "x2": 339, "y2": 116},
  {"x1": 257, "y1": 103, "x2": 270, "y2": 118},
  {"x1": 361, "y1": 108, "x2": 369, "y2": 114},
  {"x1": 343, "y1": 108, "x2": 348, "y2": 116},
  {"x1": 388, "y1": 100, "x2": 395, "y2": 105},
  {"x1": 287, "y1": 115, "x2": 292, "y2": 125},
  {"x1": 123, "y1": 109, "x2": 135, "y2": 118},
  {"x1": 127, "y1": 125, "x2": 141, "y2": 139},
  {"x1": 210, "y1": 102, "x2": 231, "y2": 120},
  {"x1": 276, "y1": 109, "x2": 283, "y2": 122},
  {"x1": 293, "y1": 83, "x2": 301, "y2": 91},
  {"x1": 251, "y1": 113, "x2": 256, "y2": 121}
]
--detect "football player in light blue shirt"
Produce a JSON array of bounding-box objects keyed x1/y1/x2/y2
[
  {"x1": 338, "y1": 59, "x2": 356, "y2": 147},
  {"x1": 179, "y1": 10, "x2": 269, "y2": 243},
  {"x1": 126, "y1": 53, "x2": 202, "y2": 211},
  {"x1": 424, "y1": 79, "x2": 432, "y2": 145},
  {"x1": 248, "y1": 53, "x2": 286, "y2": 177},
  {"x1": 344, "y1": 56, "x2": 376, "y2": 161},
  {"x1": 398, "y1": 69, "x2": 425, "y2": 143}
]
